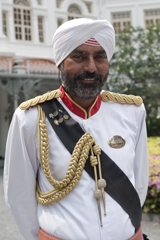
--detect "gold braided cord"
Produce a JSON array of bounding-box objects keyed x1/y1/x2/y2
[
  {"x1": 19, "y1": 89, "x2": 62, "y2": 110},
  {"x1": 101, "y1": 91, "x2": 143, "y2": 106},
  {"x1": 37, "y1": 132, "x2": 95, "y2": 205},
  {"x1": 37, "y1": 105, "x2": 92, "y2": 190},
  {"x1": 36, "y1": 105, "x2": 95, "y2": 205},
  {"x1": 36, "y1": 104, "x2": 107, "y2": 227}
]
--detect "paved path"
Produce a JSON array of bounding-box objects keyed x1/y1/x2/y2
[{"x1": 0, "y1": 168, "x2": 160, "y2": 240}]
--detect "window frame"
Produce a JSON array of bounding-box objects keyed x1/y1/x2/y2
[
  {"x1": 38, "y1": 15, "x2": 45, "y2": 43},
  {"x1": 111, "y1": 11, "x2": 132, "y2": 34},
  {"x1": 13, "y1": 2, "x2": 32, "y2": 42},
  {"x1": 2, "y1": 11, "x2": 8, "y2": 37},
  {"x1": 67, "y1": 4, "x2": 82, "y2": 20},
  {"x1": 144, "y1": 8, "x2": 160, "y2": 28}
]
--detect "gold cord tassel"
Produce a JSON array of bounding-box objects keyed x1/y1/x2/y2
[
  {"x1": 90, "y1": 151, "x2": 102, "y2": 226},
  {"x1": 90, "y1": 145, "x2": 107, "y2": 227},
  {"x1": 93, "y1": 145, "x2": 107, "y2": 216}
]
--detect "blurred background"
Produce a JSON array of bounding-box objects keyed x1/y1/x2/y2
[{"x1": 0, "y1": 0, "x2": 160, "y2": 239}]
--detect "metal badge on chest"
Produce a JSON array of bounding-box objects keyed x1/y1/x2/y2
[{"x1": 108, "y1": 135, "x2": 126, "y2": 149}]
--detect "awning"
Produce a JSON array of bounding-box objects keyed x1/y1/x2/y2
[{"x1": 0, "y1": 56, "x2": 58, "y2": 75}]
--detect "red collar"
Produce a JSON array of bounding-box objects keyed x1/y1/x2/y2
[{"x1": 59, "y1": 86, "x2": 101, "y2": 119}]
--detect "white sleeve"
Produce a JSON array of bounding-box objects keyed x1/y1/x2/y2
[
  {"x1": 3, "y1": 107, "x2": 40, "y2": 240},
  {"x1": 134, "y1": 104, "x2": 148, "y2": 206}
]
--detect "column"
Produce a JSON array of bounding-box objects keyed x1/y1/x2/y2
[
  {"x1": 8, "y1": 5, "x2": 15, "y2": 41},
  {"x1": 0, "y1": 2, "x2": 6, "y2": 39},
  {"x1": 0, "y1": 87, "x2": 9, "y2": 159},
  {"x1": 32, "y1": 11, "x2": 39, "y2": 44}
]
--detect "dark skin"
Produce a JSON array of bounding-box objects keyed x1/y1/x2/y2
[{"x1": 59, "y1": 44, "x2": 109, "y2": 111}]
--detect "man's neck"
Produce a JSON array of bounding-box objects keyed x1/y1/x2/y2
[{"x1": 70, "y1": 95, "x2": 96, "y2": 111}]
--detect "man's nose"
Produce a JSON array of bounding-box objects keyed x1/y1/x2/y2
[{"x1": 84, "y1": 57, "x2": 97, "y2": 73}]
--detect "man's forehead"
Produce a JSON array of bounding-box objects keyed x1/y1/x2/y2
[{"x1": 72, "y1": 44, "x2": 106, "y2": 53}]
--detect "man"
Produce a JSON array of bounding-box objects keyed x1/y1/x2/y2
[{"x1": 3, "y1": 18, "x2": 148, "y2": 240}]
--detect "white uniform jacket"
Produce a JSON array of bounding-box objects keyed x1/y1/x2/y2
[{"x1": 3, "y1": 88, "x2": 148, "y2": 240}]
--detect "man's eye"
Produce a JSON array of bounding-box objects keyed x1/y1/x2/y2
[
  {"x1": 95, "y1": 54, "x2": 107, "y2": 60},
  {"x1": 73, "y1": 54, "x2": 83, "y2": 59}
]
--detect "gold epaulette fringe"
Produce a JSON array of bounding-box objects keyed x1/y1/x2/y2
[
  {"x1": 101, "y1": 91, "x2": 143, "y2": 106},
  {"x1": 19, "y1": 89, "x2": 62, "y2": 110}
]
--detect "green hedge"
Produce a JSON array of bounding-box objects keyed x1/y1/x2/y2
[{"x1": 143, "y1": 137, "x2": 160, "y2": 213}]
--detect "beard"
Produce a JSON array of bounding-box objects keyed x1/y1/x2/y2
[{"x1": 61, "y1": 71, "x2": 108, "y2": 99}]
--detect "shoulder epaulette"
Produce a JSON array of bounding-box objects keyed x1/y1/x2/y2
[
  {"x1": 101, "y1": 91, "x2": 143, "y2": 106},
  {"x1": 19, "y1": 89, "x2": 62, "y2": 110}
]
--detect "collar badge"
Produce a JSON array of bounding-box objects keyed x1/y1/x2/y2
[{"x1": 108, "y1": 135, "x2": 125, "y2": 149}]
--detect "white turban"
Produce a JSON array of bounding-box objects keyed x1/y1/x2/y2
[{"x1": 52, "y1": 18, "x2": 115, "y2": 66}]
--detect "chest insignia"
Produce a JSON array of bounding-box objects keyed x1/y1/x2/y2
[
  {"x1": 108, "y1": 135, "x2": 125, "y2": 149},
  {"x1": 49, "y1": 108, "x2": 70, "y2": 126}
]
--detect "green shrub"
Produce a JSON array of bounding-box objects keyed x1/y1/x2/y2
[{"x1": 143, "y1": 137, "x2": 160, "y2": 213}]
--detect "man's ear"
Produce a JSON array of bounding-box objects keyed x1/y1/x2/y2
[
  {"x1": 58, "y1": 63, "x2": 64, "y2": 72},
  {"x1": 58, "y1": 63, "x2": 64, "y2": 85}
]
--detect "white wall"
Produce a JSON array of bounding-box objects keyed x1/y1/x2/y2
[
  {"x1": 0, "y1": 0, "x2": 96, "y2": 60},
  {"x1": 2, "y1": 0, "x2": 159, "y2": 59},
  {"x1": 101, "y1": 0, "x2": 160, "y2": 27}
]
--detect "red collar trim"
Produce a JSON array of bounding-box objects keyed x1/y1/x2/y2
[{"x1": 59, "y1": 86, "x2": 101, "y2": 119}]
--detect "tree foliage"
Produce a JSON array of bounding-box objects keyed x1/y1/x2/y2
[
  {"x1": 143, "y1": 137, "x2": 160, "y2": 214},
  {"x1": 107, "y1": 26, "x2": 160, "y2": 136}
]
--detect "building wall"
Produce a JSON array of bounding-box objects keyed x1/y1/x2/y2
[
  {"x1": 1, "y1": 0, "x2": 160, "y2": 59},
  {"x1": 1, "y1": 0, "x2": 55, "y2": 59},
  {"x1": 0, "y1": 0, "x2": 95, "y2": 59},
  {"x1": 100, "y1": 0, "x2": 160, "y2": 28}
]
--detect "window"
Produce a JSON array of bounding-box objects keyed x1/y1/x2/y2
[
  {"x1": 13, "y1": 0, "x2": 32, "y2": 41},
  {"x1": 38, "y1": 16, "x2": 44, "y2": 43},
  {"x1": 111, "y1": 11, "x2": 131, "y2": 34},
  {"x1": 144, "y1": 9, "x2": 160, "y2": 28},
  {"x1": 68, "y1": 4, "x2": 82, "y2": 20},
  {"x1": 2, "y1": 11, "x2": 8, "y2": 37}
]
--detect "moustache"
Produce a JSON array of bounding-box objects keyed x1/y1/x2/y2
[{"x1": 74, "y1": 72, "x2": 102, "y2": 82}]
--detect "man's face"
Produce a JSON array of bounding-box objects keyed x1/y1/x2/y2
[{"x1": 60, "y1": 44, "x2": 109, "y2": 99}]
